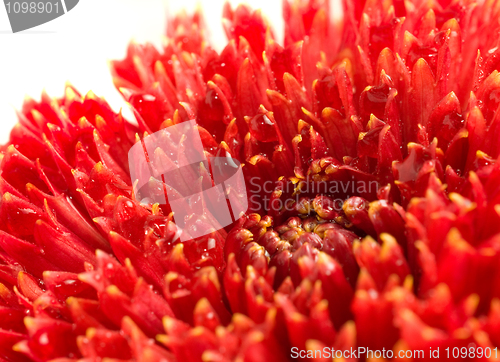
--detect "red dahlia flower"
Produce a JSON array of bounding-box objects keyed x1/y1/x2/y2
[{"x1": 2, "y1": 0, "x2": 500, "y2": 360}]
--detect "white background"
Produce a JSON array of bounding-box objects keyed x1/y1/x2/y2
[{"x1": 0, "y1": 0, "x2": 284, "y2": 143}]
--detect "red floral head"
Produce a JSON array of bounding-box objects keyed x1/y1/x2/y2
[{"x1": 1, "y1": 0, "x2": 500, "y2": 360}]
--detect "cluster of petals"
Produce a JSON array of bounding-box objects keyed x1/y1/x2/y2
[{"x1": 1, "y1": 0, "x2": 500, "y2": 360}]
